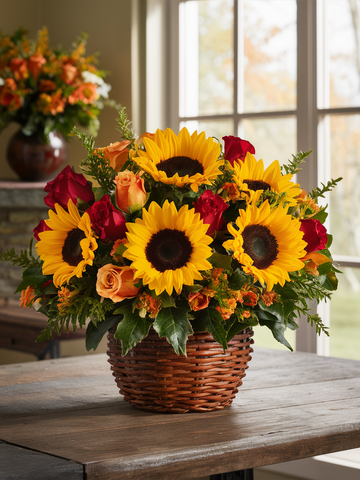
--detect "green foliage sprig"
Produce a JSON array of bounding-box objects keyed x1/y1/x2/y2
[
  {"x1": 116, "y1": 107, "x2": 136, "y2": 144},
  {"x1": 310, "y1": 177, "x2": 343, "y2": 202},
  {"x1": 281, "y1": 150, "x2": 312, "y2": 175},
  {"x1": 75, "y1": 127, "x2": 116, "y2": 195}
]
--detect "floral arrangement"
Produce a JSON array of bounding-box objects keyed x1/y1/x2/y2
[
  {"x1": 0, "y1": 27, "x2": 112, "y2": 139},
  {"x1": 0, "y1": 110, "x2": 341, "y2": 355}
]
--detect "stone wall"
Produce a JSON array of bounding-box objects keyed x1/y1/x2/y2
[{"x1": 0, "y1": 182, "x2": 48, "y2": 302}]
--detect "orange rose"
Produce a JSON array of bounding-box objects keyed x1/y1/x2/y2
[
  {"x1": 28, "y1": 54, "x2": 46, "y2": 83},
  {"x1": 114, "y1": 170, "x2": 146, "y2": 212},
  {"x1": 96, "y1": 265, "x2": 139, "y2": 302},
  {"x1": 60, "y1": 63, "x2": 78, "y2": 84},
  {"x1": 98, "y1": 140, "x2": 130, "y2": 171}
]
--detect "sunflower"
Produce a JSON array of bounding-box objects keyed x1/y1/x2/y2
[
  {"x1": 233, "y1": 153, "x2": 300, "y2": 205},
  {"x1": 223, "y1": 201, "x2": 306, "y2": 291},
  {"x1": 133, "y1": 127, "x2": 223, "y2": 192},
  {"x1": 123, "y1": 200, "x2": 213, "y2": 295},
  {"x1": 36, "y1": 200, "x2": 98, "y2": 287}
]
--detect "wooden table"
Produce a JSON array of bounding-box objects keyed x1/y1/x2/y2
[{"x1": 0, "y1": 348, "x2": 359, "y2": 480}]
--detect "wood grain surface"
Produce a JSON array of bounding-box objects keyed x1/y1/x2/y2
[{"x1": 0, "y1": 347, "x2": 359, "y2": 479}]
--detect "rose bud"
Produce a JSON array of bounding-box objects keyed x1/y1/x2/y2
[
  {"x1": 222, "y1": 135, "x2": 255, "y2": 167},
  {"x1": 44, "y1": 166, "x2": 95, "y2": 210},
  {"x1": 193, "y1": 190, "x2": 228, "y2": 236},
  {"x1": 114, "y1": 170, "x2": 147, "y2": 213},
  {"x1": 299, "y1": 218, "x2": 328, "y2": 253},
  {"x1": 87, "y1": 195, "x2": 127, "y2": 242},
  {"x1": 97, "y1": 140, "x2": 130, "y2": 172}
]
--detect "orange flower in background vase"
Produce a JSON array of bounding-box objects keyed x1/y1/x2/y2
[
  {"x1": 68, "y1": 82, "x2": 98, "y2": 105},
  {"x1": 96, "y1": 264, "x2": 140, "y2": 302},
  {"x1": 9, "y1": 58, "x2": 28, "y2": 81},
  {"x1": 39, "y1": 79, "x2": 56, "y2": 92},
  {"x1": 114, "y1": 170, "x2": 146, "y2": 212},
  {"x1": 20, "y1": 286, "x2": 36, "y2": 308},
  {"x1": 98, "y1": 140, "x2": 130, "y2": 171},
  {"x1": 60, "y1": 63, "x2": 78, "y2": 84},
  {"x1": 28, "y1": 54, "x2": 46, "y2": 83}
]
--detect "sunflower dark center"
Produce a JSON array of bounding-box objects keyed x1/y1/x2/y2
[
  {"x1": 242, "y1": 224, "x2": 278, "y2": 270},
  {"x1": 157, "y1": 156, "x2": 204, "y2": 177},
  {"x1": 145, "y1": 228, "x2": 193, "y2": 272},
  {"x1": 62, "y1": 228, "x2": 86, "y2": 266},
  {"x1": 244, "y1": 179, "x2": 271, "y2": 191}
]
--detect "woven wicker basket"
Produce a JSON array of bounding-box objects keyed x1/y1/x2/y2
[{"x1": 107, "y1": 327, "x2": 254, "y2": 413}]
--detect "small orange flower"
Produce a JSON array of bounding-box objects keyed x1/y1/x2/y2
[
  {"x1": 216, "y1": 298, "x2": 237, "y2": 320},
  {"x1": 237, "y1": 290, "x2": 258, "y2": 306},
  {"x1": 110, "y1": 238, "x2": 128, "y2": 262},
  {"x1": 20, "y1": 286, "x2": 36, "y2": 308},
  {"x1": 188, "y1": 290, "x2": 211, "y2": 311},
  {"x1": 261, "y1": 290, "x2": 278, "y2": 306},
  {"x1": 222, "y1": 182, "x2": 240, "y2": 201},
  {"x1": 136, "y1": 293, "x2": 161, "y2": 318},
  {"x1": 243, "y1": 310, "x2": 251, "y2": 318}
]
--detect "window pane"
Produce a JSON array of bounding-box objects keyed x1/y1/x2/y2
[
  {"x1": 179, "y1": 0, "x2": 234, "y2": 117},
  {"x1": 329, "y1": 115, "x2": 360, "y2": 257},
  {"x1": 254, "y1": 325, "x2": 296, "y2": 351},
  {"x1": 241, "y1": 0, "x2": 297, "y2": 113},
  {"x1": 330, "y1": 267, "x2": 360, "y2": 360},
  {"x1": 180, "y1": 118, "x2": 233, "y2": 141},
  {"x1": 242, "y1": 116, "x2": 296, "y2": 168},
  {"x1": 320, "y1": 0, "x2": 360, "y2": 108}
]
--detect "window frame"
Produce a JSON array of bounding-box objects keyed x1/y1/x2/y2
[{"x1": 159, "y1": 0, "x2": 360, "y2": 357}]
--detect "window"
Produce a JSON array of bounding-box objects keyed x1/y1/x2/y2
[{"x1": 164, "y1": 0, "x2": 360, "y2": 359}]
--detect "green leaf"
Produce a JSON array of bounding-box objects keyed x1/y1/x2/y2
[
  {"x1": 185, "y1": 284, "x2": 203, "y2": 293},
  {"x1": 94, "y1": 187, "x2": 109, "y2": 201},
  {"x1": 228, "y1": 268, "x2": 248, "y2": 290},
  {"x1": 256, "y1": 309, "x2": 293, "y2": 351},
  {"x1": 193, "y1": 307, "x2": 228, "y2": 351},
  {"x1": 86, "y1": 315, "x2": 120, "y2": 351},
  {"x1": 15, "y1": 266, "x2": 46, "y2": 293},
  {"x1": 153, "y1": 305, "x2": 193, "y2": 355},
  {"x1": 209, "y1": 252, "x2": 232, "y2": 270},
  {"x1": 225, "y1": 319, "x2": 251, "y2": 343},
  {"x1": 158, "y1": 291, "x2": 177, "y2": 308},
  {"x1": 114, "y1": 307, "x2": 153, "y2": 356}
]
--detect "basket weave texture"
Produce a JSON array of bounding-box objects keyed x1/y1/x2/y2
[{"x1": 107, "y1": 327, "x2": 254, "y2": 413}]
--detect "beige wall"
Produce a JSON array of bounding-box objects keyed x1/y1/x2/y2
[{"x1": 0, "y1": 0, "x2": 133, "y2": 179}]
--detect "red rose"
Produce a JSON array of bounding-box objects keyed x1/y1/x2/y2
[
  {"x1": 33, "y1": 219, "x2": 51, "y2": 241},
  {"x1": 44, "y1": 166, "x2": 95, "y2": 210},
  {"x1": 87, "y1": 195, "x2": 127, "y2": 242},
  {"x1": 222, "y1": 135, "x2": 255, "y2": 166},
  {"x1": 299, "y1": 219, "x2": 328, "y2": 253},
  {"x1": 193, "y1": 190, "x2": 228, "y2": 236}
]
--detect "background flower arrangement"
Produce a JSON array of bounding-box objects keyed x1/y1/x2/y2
[
  {"x1": 0, "y1": 109, "x2": 342, "y2": 355},
  {"x1": 0, "y1": 27, "x2": 112, "y2": 140}
]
